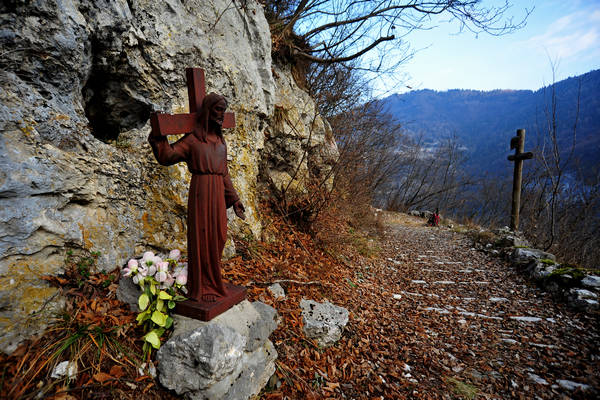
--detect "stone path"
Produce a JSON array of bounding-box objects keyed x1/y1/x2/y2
[{"x1": 374, "y1": 216, "x2": 599, "y2": 398}]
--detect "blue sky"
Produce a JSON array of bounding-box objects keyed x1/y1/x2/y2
[{"x1": 377, "y1": 0, "x2": 600, "y2": 95}]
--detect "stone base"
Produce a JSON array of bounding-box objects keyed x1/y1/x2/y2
[
  {"x1": 157, "y1": 300, "x2": 279, "y2": 400},
  {"x1": 175, "y1": 283, "x2": 246, "y2": 321}
]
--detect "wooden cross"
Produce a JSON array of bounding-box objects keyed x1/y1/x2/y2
[
  {"x1": 508, "y1": 129, "x2": 533, "y2": 231},
  {"x1": 150, "y1": 68, "x2": 235, "y2": 135}
]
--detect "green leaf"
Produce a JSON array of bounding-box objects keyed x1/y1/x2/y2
[
  {"x1": 173, "y1": 295, "x2": 187, "y2": 301},
  {"x1": 144, "y1": 330, "x2": 161, "y2": 349},
  {"x1": 165, "y1": 316, "x2": 173, "y2": 329},
  {"x1": 156, "y1": 299, "x2": 164, "y2": 312},
  {"x1": 151, "y1": 310, "x2": 168, "y2": 327},
  {"x1": 168, "y1": 300, "x2": 176, "y2": 309},
  {"x1": 136, "y1": 310, "x2": 150, "y2": 324},
  {"x1": 150, "y1": 284, "x2": 157, "y2": 296},
  {"x1": 138, "y1": 293, "x2": 150, "y2": 311},
  {"x1": 158, "y1": 291, "x2": 172, "y2": 300}
]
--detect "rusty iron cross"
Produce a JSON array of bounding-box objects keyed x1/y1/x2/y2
[
  {"x1": 508, "y1": 129, "x2": 533, "y2": 231},
  {"x1": 150, "y1": 68, "x2": 235, "y2": 136}
]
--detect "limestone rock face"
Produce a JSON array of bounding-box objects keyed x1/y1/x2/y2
[
  {"x1": 263, "y1": 64, "x2": 339, "y2": 194},
  {"x1": 157, "y1": 300, "x2": 278, "y2": 399},
  {"x1": 0, "y1": 0, "x2": 337, "y2": 353},
  {"x1": 300, "y1": 299, "x2": 349, "y2": 347}
]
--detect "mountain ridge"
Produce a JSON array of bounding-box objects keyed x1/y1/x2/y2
[{"x1": 381, "y1": 69, "x2": 600, "y2": 178}]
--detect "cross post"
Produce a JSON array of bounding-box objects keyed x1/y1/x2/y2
[
  {"x1": 508, "y1": 129, "x2": 533, "y2": 231},
  {"x1": 150, "y1": 68, "x2": 235, "y2": 136}
]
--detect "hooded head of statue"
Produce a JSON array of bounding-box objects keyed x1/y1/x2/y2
[{"x1": 195, "y1": 92, "x2": 228, "y2": 143}]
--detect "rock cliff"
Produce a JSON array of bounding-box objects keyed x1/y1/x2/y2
[{"x1": 0, "y1": 0, "x2": 337, "y2": 353}]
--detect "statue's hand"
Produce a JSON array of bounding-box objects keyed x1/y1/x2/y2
[{"x1": 233, "y1": 201, "x2": 246, "y2": 220}]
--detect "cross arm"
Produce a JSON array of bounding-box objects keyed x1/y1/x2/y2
[
  {"x1": 507, "y1": 151, "x2": 533, "y2": 162},
  {"x1": 150, "y1": 112, "x2": 236, "y2": 136}
]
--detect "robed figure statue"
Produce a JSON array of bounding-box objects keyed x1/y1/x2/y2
[{"x1": 148, "y1": 93, "x2": 246, "y2": 319}]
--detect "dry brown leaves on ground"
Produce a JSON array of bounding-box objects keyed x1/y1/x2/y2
[
  {"x1": 0, "y1": 252, "x2": 178, "y2": 400},
  {"x1": 2, "y1": 210, "x2": 598, "y2": 399}
]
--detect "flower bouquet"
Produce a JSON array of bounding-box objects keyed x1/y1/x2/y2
[{"x1": 122, "y1": 249, "x2": 187, "y2": 355}]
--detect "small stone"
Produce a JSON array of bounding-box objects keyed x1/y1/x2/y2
[
  {"x1": 267, "y1": 283, "x2": 286, "y2": 300},
  {"x1": 528, "y1": 373, "x2": 549, "y2": 385},
  {"x1": 51, "y1": 360, "x2": 77, "y2": 380},
  {"x1": 567, "y1": 288, "x2": 600, "y2": 312},
  {"x1": 530, "y1": 262, "x2": 556, "y2": 280},
  {"x1": 300, "y1": 299, "x2": 349, "y2": 348},
  {"x1": 557, "y1": 379, "x2": 591, "y2": 391},
  {"x1": 424, "y1": 307, "x2": 450, "y2": 314},
  {"x1": 581, "y1": 275, "x2": 600, "y2": 289},
  {"x1": 510, "y1": 316, "x2": 542, "y2": 322},
  {"x1": 570, "y1": 288, "x2": 598, "y2": 299},
  {"x1": 392, "y1": 294, "x2": 402, "y2": 300},
  {"x1": 116, "y1": 276, "x2": 142, "y2": 312},
  {"x1": 510, "y1": 248, "x2": 555, "y2": 266}
]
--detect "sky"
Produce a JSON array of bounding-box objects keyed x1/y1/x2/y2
[{"x1": 376, "y1": 0, "x2": 600, "y2": 95}]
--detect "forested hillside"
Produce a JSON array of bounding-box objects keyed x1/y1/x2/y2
[{"x1": 382, "y1": 69, "x2": 600, "y2": 179}]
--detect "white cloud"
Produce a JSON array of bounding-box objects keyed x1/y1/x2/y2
[{"x1": 525, "y1": 9, "x2": 600, "y2": 60}]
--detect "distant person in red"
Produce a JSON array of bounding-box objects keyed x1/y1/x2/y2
[{"x1": 428, "y1": 208, "x2": 440, "y2": 227}]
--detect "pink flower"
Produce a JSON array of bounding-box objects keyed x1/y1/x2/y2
[
  {"x1": 127, "y1": 259, "x2": 138, "y2": 269},
  {"x1": 138, "y1": 265, "x2": 148, "y2": 277},
  {"x1": 142, "y1": 251, "x2": 154, "y2": 261},
  {"x1": 122, "y1": 267, "x2": 132, "y2": 277},
  {"x1": 169, "y1": 249, "x2": 181, "y2": 261},
  {"x1": 176, "y1": 273, "x2": 187, "y2": 286},
  {"x1": 157, "y1": 261, "x2": 169, "y2": 273},
  {"x1": 163, "y1": 274, "x2": 175, "y2": 288},
  {"x1": 156, "y1": 271, "x2": 168, "y2": 282}
]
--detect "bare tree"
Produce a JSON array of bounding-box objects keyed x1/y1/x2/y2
[
  {"x1": 266, "y1": 0, "x2": 531, "y2": 68},
  {"x1": 537, "y1": 66, "x2": 580, "y2": 250},
  {"x1": 384, "y1": 134, "x2": 475, "y2": 212}
]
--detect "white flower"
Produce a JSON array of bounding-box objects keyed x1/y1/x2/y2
[
  {"x1": 122, "y1": 267, "x2": 132, "y2": 277},
  {"x1": 138, "y1": 265, "x2": 148, "y2": 277},
  {"x1": 142, "y1": 251, "x2": 154, "y2": 261},
  {"x1": 132, "y1": 274, "x2": 140, "y2": 284},
  {"x1": 147, "y1": 264, "x2": 157, "y2": 276},
  {"x1": 152, "y1": 256, "x2": 163, "y2": 266},
  {"x1": 168, "y1": 249, "x2": 181, "y2": 261}
]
